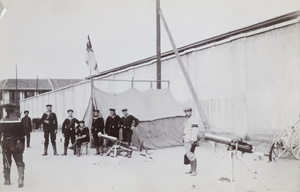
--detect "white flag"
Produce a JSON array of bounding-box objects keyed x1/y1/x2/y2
[
  {"x1": 85, "y1": 35, "x2": 99, "y2": 73},
  {"x1": 0, "y1": 0, "x2": 7, "y2": 21}
]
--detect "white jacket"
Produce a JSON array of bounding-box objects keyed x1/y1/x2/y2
[{"x1": 183, "y1": 116, "x2": 199, "y2": 142}]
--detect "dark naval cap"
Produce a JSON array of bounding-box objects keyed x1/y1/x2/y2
[
  {"x1": 93, "y1": 109, "x2": 100, "y2": 113},
  {"x1": 109, "y1": 108, "x2": 116, "y2": 112},
  {"x1": 121, "y1": 108, "x2": 128, "y2": 112},
  {"x1": 24, "y1": 110, "x2": 29, "y2": 113},
  {"x1": 79, "y1": 120, "x2": 85, "y2": 124},
  {"x1": 67, "y1": 109, "x2": 74, "y2": 113},
  {"x1": 46, "y1": 104, "x2": 52, "y2": 107}
]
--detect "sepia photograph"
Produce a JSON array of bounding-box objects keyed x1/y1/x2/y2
[{"x1": 0, "y1": 0, "x2": 299, "y2": 192}]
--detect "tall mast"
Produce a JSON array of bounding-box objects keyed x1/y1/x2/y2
[{"x1": 156, "y1": 0, "x2": 161, "y2": 89}]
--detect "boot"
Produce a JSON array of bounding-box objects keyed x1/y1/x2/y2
[
  {"x1": 99, "y1": 146, "x2": 104, "y2": 156},
  {"x1": 127, "y1": 150, "x2": 132, "y2": 158},
  {"x1": 42, "y1": 144, "x2": 48, "y2": 156},
  {"x1": 73, "y1": 146, "x2": 77, "y2": 155},
  {"x1": 52, "y1": 144, "x2": 58, "y2": 156},
  {"x1": 76, "y1": 147, "x2": 81, "y2": 157},
  {"x1": 95, "y1": 146, "x2": 100, "y2": 155},
  {"x1": 190, "y1": 159, "x2": 197, "y2": 176},
  {"x1": 3, "y1": 168, "x2": 11, "y2": 185},
  {"x1": 61, "y1": 146, "x2": 67, "y2": 155},
  {"x1": 17, "y1": 166, "x2": 24, "y2": 188}
]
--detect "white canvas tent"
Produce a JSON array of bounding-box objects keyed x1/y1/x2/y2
[
  {"x1": 83, "y1": 87, "x2": 187, "y2": 149},
  {"x1": 20, "y1": 82, "x2": 187, "y2": 149}
]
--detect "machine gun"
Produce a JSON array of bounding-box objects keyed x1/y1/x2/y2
[
  {"x1": 203, "y1": 133, "x2": 253, "y2": 154},
  {"x1": 193, "y1": 133, "x2": 270, "y2": 191},
  {"x1": 93, "y1": 133, "x2": 152, "y2": 166}
]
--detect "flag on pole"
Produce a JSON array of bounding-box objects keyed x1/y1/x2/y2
[{"x1": 85, "y1": 35, "x2": 99, "y2": 73}]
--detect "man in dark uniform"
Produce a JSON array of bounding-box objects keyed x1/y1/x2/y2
[
  {"x1": 120, "y1": 108, "x2": 139, "y2": 158},
  {"x1": 40, "y1": 104, "x2": 58, "y2": 156},
  {"x1": 91, "y1": 109, "x2": 104, "y2": 155},
  {"x1": 69, "y1": 120, "x2": 90, "y2": 157},
  {"x1": 21, "y1": 110, "x2": 32, "y2": 148},
  {"x1": 105, "y1": 108, "x2": 121, "y2": 147},
  {"x1": 61, "y1": 109, "x2": 79, "y2": 155},
  {"x1": 0, "y1": 104, "x2": 26, "y2": 188}
]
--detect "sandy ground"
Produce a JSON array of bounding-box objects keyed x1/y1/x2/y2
[{"x1": 0, "y1": 131, "x2": 299, "y2": 192}]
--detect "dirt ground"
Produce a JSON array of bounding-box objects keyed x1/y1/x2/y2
[{"x1": 0, "y1": 131, "x2": 299, "y2": 192}]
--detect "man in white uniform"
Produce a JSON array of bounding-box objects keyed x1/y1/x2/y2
[{"x1": 183, "y1": 107, "x2": 199, "y2": 176}]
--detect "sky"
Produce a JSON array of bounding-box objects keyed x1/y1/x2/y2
[{"x1": 0, "y1": 0, "x2": 299, "y2": 80}]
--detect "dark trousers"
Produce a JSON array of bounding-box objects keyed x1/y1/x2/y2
[
  {"x1": 2, "y1": 139, "x2": 25, "y2": 170},
  {"x1": 64, "y1": 132, "x2": 75, "y2": 147},
  {"x1": 44, "y1": 130, "x2": 56, "y2": 146},
  {"x1": 107, "y1": 129, "x2": 119, "y2": 147},
  {"x1": 74, "y1": 138, "x2": 86, "y2": 148},
  {"x1": 108, "y1": 129, "x2": 119, "y2": 139},
  {"x1": 123, "y1": 128, "x2": 133, "y2": 145},
  {"x1": 26, "y1": 133, "x2": 31, "y2": 147},
  {"x1": 93, "y1": 133, "x2": 103, "y2": 147}
]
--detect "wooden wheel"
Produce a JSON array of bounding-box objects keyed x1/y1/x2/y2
[
  {"x1": 272, "y1": 129, "x2": 286, "y2": 143},
  {"x1": 291, "y1": 130, "x2": 300, "y2": 160},
  {"x1": 271, "y1": 128, "x2": 291, "y2": 158}
]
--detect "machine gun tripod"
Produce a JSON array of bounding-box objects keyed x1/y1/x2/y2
[
  {"x1": 93, "y1": 133, "x2": 152, "y2": 166},
  {"x1": 192, "y1": 133, "x2": 270, "y2": 192}
]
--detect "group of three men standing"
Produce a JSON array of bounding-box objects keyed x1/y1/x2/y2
[
  {"x1": 91, "y1": 108, "x2": 139, "y2": 158},
  {"x1": 41, "y1": 104, "x2": 139, "y2": 157}
]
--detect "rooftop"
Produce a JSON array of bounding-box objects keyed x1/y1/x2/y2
[{"x1": 0, "y1": 79, "x2": 82, "y2": 91}]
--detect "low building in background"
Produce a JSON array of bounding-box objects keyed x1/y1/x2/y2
[{"x1": 0, "y1": 78, "x2": 81, "y2": 118}]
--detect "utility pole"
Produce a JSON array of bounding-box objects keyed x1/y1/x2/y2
[{"x1": 156, "y1": 0, "x2": 161, "y2": 89}]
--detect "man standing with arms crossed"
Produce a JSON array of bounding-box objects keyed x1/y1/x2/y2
[
  {"x1": 61, "y1": 109, "x2": 79, "y2": 155},
  {"x1": 183, "y1": 107, "x2": 199, "y2": 176},
  {"x1": 120, "y1": 108, "x2": 139, "y2": 158},
  {"x1": 41, "y1": 104, "x2": 58, "y2": 156}
]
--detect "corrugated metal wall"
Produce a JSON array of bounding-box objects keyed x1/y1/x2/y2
[{"x1": 20, "y1": 23, "x2": 300, "y2": 137}]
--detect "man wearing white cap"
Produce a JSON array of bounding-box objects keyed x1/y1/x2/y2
[{"x1": 183, "y1": 106, "x2": 199, "y2": 176}]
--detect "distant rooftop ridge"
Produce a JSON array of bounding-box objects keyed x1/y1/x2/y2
[{"x1": 0, "y1": 78, "x2": 82, "y2": 91}]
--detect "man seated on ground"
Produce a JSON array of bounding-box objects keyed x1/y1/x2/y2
[{"x1": 68, "y1": 120, "x2": 90, "y2": 157}]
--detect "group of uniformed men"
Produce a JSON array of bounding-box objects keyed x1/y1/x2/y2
[
  {"x1": 39, "y1": 104, "x2": 139, "y2": 158},
  {"x1": 0, "y1": 103, "x2": 199, "y2": 188}
]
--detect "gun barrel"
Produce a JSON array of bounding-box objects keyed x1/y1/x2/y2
[
  {"x1": 204, "y1": 133, "x2": 232, "y2": 145},
  {"x1": 204, "y1": 133, "x2": 253, "y2": 153},
  {"x1": 97, "y1": 133, "x2": 117, "y2": 142}
]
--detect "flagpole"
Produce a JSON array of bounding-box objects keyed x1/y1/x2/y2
[
  {"x1": 15, "y1": 64, "x2": 18, "y2": 104},
  {"x1": 36, "y1": 75, "x2": 39, "y2": 95},
  {"x1": 86, "y1": 35, "x2": 98, "y2": 110},
  {"x1": 90, "y1": 69, "x2": 95, "y2": 110}
]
